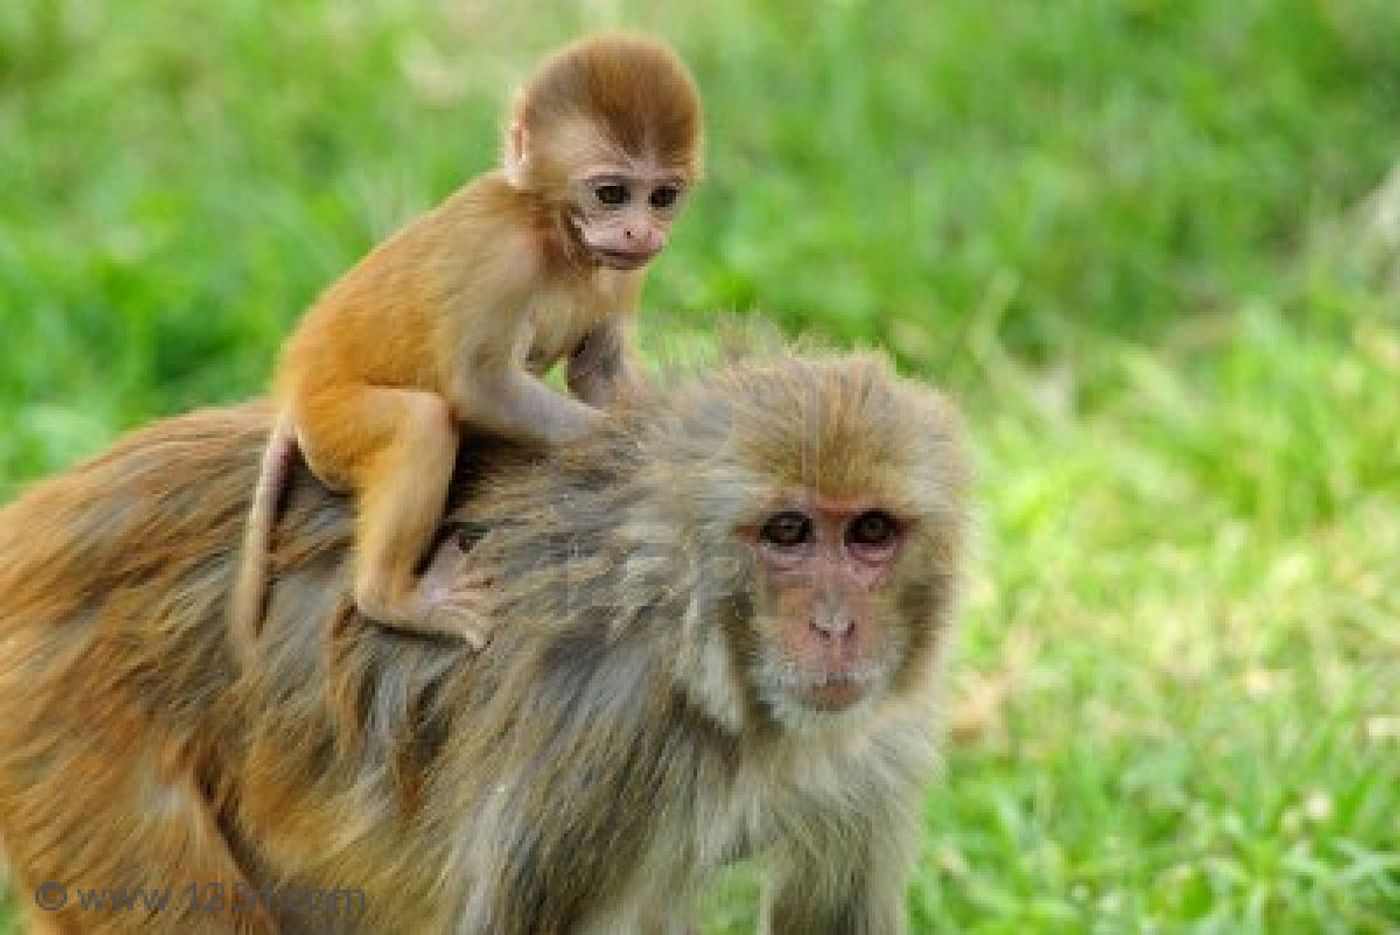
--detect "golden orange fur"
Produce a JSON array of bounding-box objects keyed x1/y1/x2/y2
[{"x1": 231, "y1": 32, "x2": 702, "y2": 657}]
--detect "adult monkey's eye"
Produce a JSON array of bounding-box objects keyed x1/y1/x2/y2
[
  {"x1": 595, "y1": 183, "x2": 629, "y2": 206},
  {"x1": 649, "y1": 184, "x2": 680, "y2": 209},
  {"x1": 847, "y1": 510, "x2": 898, "y2": 547},
  {"x1": 759, "y1": 511, "x2": 813, "y2": 548}
]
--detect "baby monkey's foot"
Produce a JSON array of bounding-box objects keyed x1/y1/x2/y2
[
  {"x1": 357, "y1": 537, "x2": 497, "y2": 649},
  {"x1": 417, "y1": 536, "x2": 497, "y2": 650}
]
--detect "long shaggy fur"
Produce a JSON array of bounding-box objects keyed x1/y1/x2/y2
[{"x1": 0, "y1": 351, "x2": 967, "y2": 934}]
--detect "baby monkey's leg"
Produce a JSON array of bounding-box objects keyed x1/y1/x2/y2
[{"x1": 298, "y1": 385, "x2": 493, "y2": 647}]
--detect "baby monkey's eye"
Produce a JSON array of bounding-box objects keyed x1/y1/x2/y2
[
  {"x1": 847, "y1": 510, "x2": 899, "y2": 548},
  {"x1": 649, "y1": 185, "x2": 681, "y2": 209},
  {"x1": 758, "y1": 511, "x2": 813, "y2": 548},
  {"x1": 595, "y1": 183, "x2": 630, "y2": 206}
]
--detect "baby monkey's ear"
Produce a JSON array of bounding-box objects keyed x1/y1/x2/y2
[{"x1": 503, "y1": 119, "x2": 529, "y2": 189}]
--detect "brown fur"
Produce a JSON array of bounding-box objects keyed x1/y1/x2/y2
[
  {"x1": 513, "y1": 32, "x2": 704, "y2": 194},
  {"x1": 0, "y1": 352, "x2": 967, "y2": 933},
  {"x1": 231, "y1": 32, "x2": 702, "y2": 656}
]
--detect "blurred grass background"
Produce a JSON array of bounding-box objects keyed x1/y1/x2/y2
[{"x1": 2, "y1": 0, "x2": 1398, "y2": 931}]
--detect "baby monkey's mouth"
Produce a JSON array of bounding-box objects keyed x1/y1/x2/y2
[{"x1": 592, "y1": 248, "x2": 656, "y2": 270}]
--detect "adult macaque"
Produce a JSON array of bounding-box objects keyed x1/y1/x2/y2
[
  {"x1": 232, "y1": 32, "x2": 703, "y2": 653},
  {"x1": 0, "y1": 352, "x2": 968, "y2": 934}
]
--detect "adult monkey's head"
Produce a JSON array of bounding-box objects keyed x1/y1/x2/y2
[{"x1": 473, "y1": 351, "x2": 969, "y2": 734}]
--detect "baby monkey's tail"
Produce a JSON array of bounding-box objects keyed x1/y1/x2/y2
[{"x1": 229, "y1": 413, "x2": 299, "y2": 670}]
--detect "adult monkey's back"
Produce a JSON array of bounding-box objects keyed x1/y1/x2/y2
[{"x1": 0, "y1": 351, "x2": 970, "y2": 934}]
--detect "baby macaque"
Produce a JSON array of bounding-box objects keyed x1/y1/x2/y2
[{"x1": 231, "y1": 33, "x2": 702, "y2": 653}]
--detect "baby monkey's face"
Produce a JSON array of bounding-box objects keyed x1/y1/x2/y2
[{"x1": 570, "y1": 162, "x2": 689, "y2": 270}]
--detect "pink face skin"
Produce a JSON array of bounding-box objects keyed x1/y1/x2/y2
[
  {"x1": 505, "y1": 120, "x2": 692, "y2": 271},
  {"x1": 571, "y1": 169, "x2": 688, "y2": 270},
  {"x1": 742, "y1": 495, "x2": 909, "y2": 713}
]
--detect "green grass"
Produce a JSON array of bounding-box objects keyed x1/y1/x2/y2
[{"x1": 2, "y1": 0, "x2": 1398, "y2": 930}]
